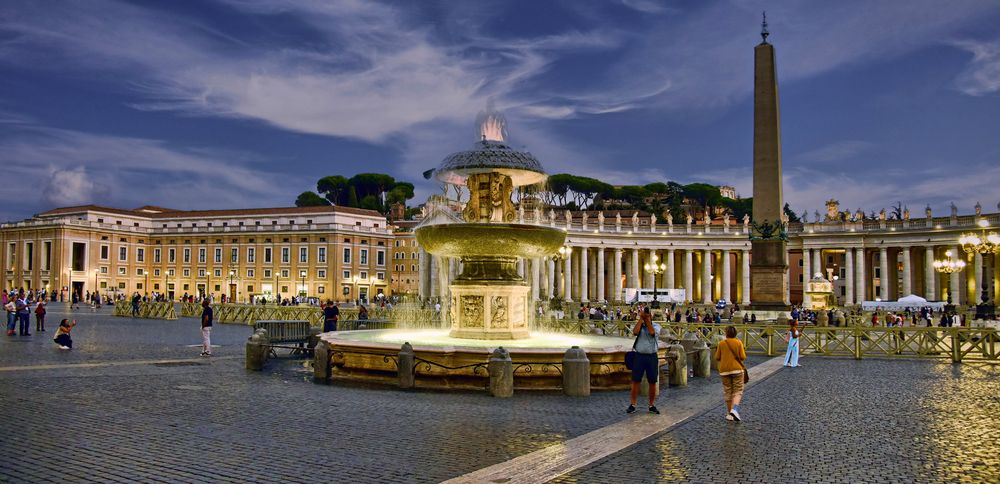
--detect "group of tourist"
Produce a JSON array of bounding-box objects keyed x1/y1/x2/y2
[{"x1": 4, "y1": 289, "x2": 47, "y2": 336}]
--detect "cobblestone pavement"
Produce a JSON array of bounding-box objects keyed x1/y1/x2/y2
[
  {"x1": 3, "y1": 307, "x2": 995, "y2": 483},
  {"x1": 0, "y1": 306, "x2": 727, "y2": 483},
  {"x1": 554, "y1": 358, "x2": 1000, "y2": 483}
]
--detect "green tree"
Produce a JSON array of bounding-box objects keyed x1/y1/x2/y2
[
  {"x1": 349, "y1": 173, "x2": 396, "y2": 202},
  {"x1": 295, "y1": 191, "x2": 329, "y2": 207},
  {"x1": 347, "y1": 186, "x2": 359, "y2": 207},
  {"x1": 317, "y1": 175, "x2": 349, "y2": 205},
  {"x1": 682, "y1": 183, "x2": 722, "y2": 210}
]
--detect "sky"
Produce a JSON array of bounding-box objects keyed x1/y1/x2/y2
[{"x1": 2, "y1": 0, "x2": 1000, "y2": 222}]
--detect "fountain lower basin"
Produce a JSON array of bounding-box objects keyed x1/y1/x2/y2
[{"x1": 318, "y1": 329, "x2": 666, "y2": 390}]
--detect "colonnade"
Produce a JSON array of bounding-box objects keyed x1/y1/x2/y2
[
  {"x1": 798, "y1": 245, "x2": 999, "y2": 306},
  {"x1": 419, "y1": 245, "x2": 753, "y2": 305}
]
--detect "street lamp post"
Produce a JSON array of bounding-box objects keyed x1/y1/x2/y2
[
  {"x1": 932, "y1": 250, "x2": 965, "y2": 308},
  {"x1": 959, "y1": 219, "x2": 1000, "y2": 318},
  {"x1": 643, "y1": 254, "x2": 667, "y2": 309},
  {"x1": 228, "y1": 270, "x2": 236, "y2": 303},
  {"x1": 300, "y1": 270, "x2": 307, "y2": 302}
]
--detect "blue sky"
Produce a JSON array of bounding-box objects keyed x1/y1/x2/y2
[{"x1": 2, "y1": 0, "x2": 999, "y2": 222}]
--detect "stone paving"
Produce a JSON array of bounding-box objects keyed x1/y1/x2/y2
[
  {"x1": 1, "y1": 305, "x2": 997, "y2": 483},
  {"x1": 554, "y1": 358, "x2": 1000, "y2": 483}
]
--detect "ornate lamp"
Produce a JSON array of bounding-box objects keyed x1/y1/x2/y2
[
  {"x1": 958, "y1": 220, "x2": 1000, "y2": 259},
  {"x1": 643, "y1": 254, "x2": 667, "y2": 308},
  {"x1": 932, "y1": 250, "x2": 966, "y2": 305}
]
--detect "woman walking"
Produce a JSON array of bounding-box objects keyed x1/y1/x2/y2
[
  {"x1": 715, "y1": 326, "x2": 747, "y2": 421},
  {"x1": 783, "y1": 319, "x2": 802, "y2": 367}
]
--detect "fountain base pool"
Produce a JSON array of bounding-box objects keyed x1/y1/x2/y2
[{"x1": 317, "y1": 329, "x2": 666, "y2": 391}]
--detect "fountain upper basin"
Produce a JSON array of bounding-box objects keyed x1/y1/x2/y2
[{"x1": 415, "y1": 223, "x2": 565, "y2": 259}]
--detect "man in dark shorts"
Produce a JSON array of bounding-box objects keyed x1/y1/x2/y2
[
  {"x1": 323, "y1": 300, "x2": 339, "y2": 332},
  {"x1": 627, "y1": 306, "x2": 660, "y2": 414}
]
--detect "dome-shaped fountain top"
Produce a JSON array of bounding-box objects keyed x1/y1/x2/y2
[{"x1": 429, "y1": 100, "x2": 546, "y2": 187}]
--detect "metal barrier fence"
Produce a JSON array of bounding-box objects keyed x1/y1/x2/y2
[
  {"x1": 112, "y1": 301, "x2": 178, "y2": 320},
  {"x1": 656, "y1": 323, "x2": 999, "y2": 363}
]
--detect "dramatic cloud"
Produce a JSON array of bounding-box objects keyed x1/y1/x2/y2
[{"x1": 952, "y1": 38, "x2": 1000, "y2": 96}]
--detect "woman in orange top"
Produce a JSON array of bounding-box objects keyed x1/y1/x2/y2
[{"x1": 714, "y1": 325, "x2": 747, "y2": 422}]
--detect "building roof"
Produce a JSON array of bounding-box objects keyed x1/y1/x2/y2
[{"x1": 36, "y1": 204, "x2": 384, "y2": 219}]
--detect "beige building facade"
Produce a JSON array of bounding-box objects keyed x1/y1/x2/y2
[{"x1": 2, "y1": 205, "x2": 393, "y2": 303}]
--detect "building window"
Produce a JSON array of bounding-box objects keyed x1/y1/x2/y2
[
  {"x1": 168, "y1": 248, "x2": 176, "y2": 263},
  {"x1": 183, "y1": 248, "x2": 190, "y2": 263},
  {"x1": 199, "y1": 248, "x2": 206, "y2": 263},
  {"x1": 183, "y1": 269, "x2": 190, "y2": 277},
  {"x1": 154, "y1": 269, "x2": 161, "y2": 276},
  {"x1": 247, "y1": 269, "x2": 255, "y2": 278},
  {"x1": 136, "y1": 268, "x2": 144, "y2": 276},
  {"x1": 376, "y1": 272, "x2": 384, "y2": 281},
  {"x1": 376, "y1": 250, "x2": 385, "y2": 266},
  {"x1": 231, "y1": 248, "x2": 238, "y2": 263},
  {"x1": 281, "y1": 247, "x2": 290, "y2": 263},
  {"x1": 214, "y1": 269, "x2": 221, "y2": 277},
  {"x1": 136, "y1": 248, "x2": 144, "y2": 262},
  {"x1": 118, "y1": 266, "x2": 127, "y2": 275},
  {"x1": 360, "y1": 271, "x2": 368, "y2": 280},
  {"x1": 154, "y1": 249, "x2": 161, "y2": 263},
  {"x1": 100, "y1": 266, "x2": 108, "y2": 274},
  {"x1": 100, "y1": 245, "x2": 109, "y2": 260},
  {"x1": 247, "y1": 248, "x2": 256, "y2": 263},
  {"x1": 198, "y1": 269, "x2": 206, "y2": 277},
  {"x1": 360, "y1": 249, "x2": 368, "y2": 265},
  {"x1": 318, "y1": 247, "x2": 326, "y2": 263},
  {"x1": 214, "y1": 248, "x2": 222, "y2": 263},
  {"x1": 317, "y1": 270, "x2": 326, "y2": 279},
  {"x1": 318, "y1": 286, "x2": 325, "y2": 294},
  {"x1": 343, "y1": 247, "x2": 351, "y2": 264},
  {"x1": 264, "y1": 269, "x2": 272, "y2": 278},
  {"x1": 343, "y1": 270, "x2": 350, "y2": 279},
  {"x1": 264, "y1": 247, "x2": 272, "y2": 264},
  {"x1": 299, "y1": 247, "x2": 308, "y2": 263},
  {"x1": 168, "y1": 269, "x2": 175, "y2": 277}
]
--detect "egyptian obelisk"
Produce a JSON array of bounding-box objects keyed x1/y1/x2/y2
[{"x1": 749, "y1": 13, "x2": 790, "y2": 310}]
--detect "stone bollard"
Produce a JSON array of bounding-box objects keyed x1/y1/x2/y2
[
  {"x1": 667, "y1": 344, "x2": 687, "y2": 387},
  {"x1": 246, "y1": 329, "x2": 269, "y2": 371},
  {"x1": 777, "y1": 312, "x2": 790, "y2": 325},
  {"x1": 709, "y1": 333, "x2": 724, "y2": 371},
  {"x1": 488, "y1": 347, "x2": 513, "y2": 398},
  {"x1": 562, "y1": 346, "x2": 590, "y2": 397},
  {"x1": 659, "y1": 328, "x2": 677, "y2": 344},
  {"x1": 398, "y1": 342, "x2": 415, "y2": 389},
  {"x1": 732, "y1": 313, "x2": 744, "y2": 324},
  {"x1": 693, "y1": 340, "x2": 711, "y2": 378},
  {"x1": 680, "y1": 332, "x2": 699, "y2": 373},
  {"x1": 817, "y1": 310, "x2": 829, "y2": 327},
  {"x1": 312, "y1": 337, "x2": 330, "y2": 381}
]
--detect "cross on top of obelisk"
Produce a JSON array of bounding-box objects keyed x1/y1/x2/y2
[{"x1": 761, "y1": 11, "x2": 769, "y2": 43}]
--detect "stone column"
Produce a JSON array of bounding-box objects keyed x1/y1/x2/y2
[
  {"x1": 950, "y1": 246, "x2": 962, "y2": 306},
  {"x1": 802, "y1": 248, "x2": 811, "y2": 300},
  {"x1": 531, "y1": 258, "x2": 541, "y2": 302},
  {"x1": 596, "y1": 248, "x2": 605, "y2": 302},
  {"x1": 974, "y1": 251, "x2": 983, "y2": 304},
  {"x1": 879, "y1": 248, "x2": 889, "y2": 300},
  {"x1": 924, "y1": 247, "x2": 936, "y2": 300},
  {"x1": 684, "y1": 250, "x2": 694, "y2": 303},
  {"x1": 418, "y1": 249, "x2": 430, "y2": 299},
  {"x1": 901, "y1": 247, "x2": 912, "y2": 297},
  {"x1": 701, "y1": 249, "x2": 712, "y2": 304},
  {"x1": 844, "y1": 248, "x2": 855, "y2": 305},
  {"x1": 563, "y1": 249, "x2": 573, "y2": 302},
  {"x1": 811, "y1": 248, "x2": 821, "y2": 279},
  {"x1": 721, "y1": 249, "x2": 731, "y2": 303},
  {"x1": 665, "y1": 249, "x2": 676, "y2": 290},
  {"x1": 613, "y1": 249, "x2": 623, "y2": 302},
  {"x1": 580, "y1": 247, "x2": 589, "y2": 302},
  {"x1": 548, "y1": 258, "x2": 557, "y2": 299},
  {"x1": 741, "y1": 249, "x2": 751, "y2": 305},
  {"x1": 855, "y1": 248, "x2": 866, "y2": 304},
  {"x1": 631, "y1": 249, "x2": 640, "y2": 290},
  {"x1": 429, "y1": 254, "x2": 439, "y2": 298}
]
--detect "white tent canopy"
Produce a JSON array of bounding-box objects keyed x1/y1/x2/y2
[{"x1": 861, "y1": 294, "x2": 945, "y2": 311}]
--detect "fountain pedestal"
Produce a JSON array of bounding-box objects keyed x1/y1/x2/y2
[{"x1": 450, "y1": 283, "x2": 530, "y2": 340}]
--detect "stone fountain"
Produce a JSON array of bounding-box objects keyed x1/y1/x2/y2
[{"x1": 314, "y1": 104, "x2": 661, "y2": 390}]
